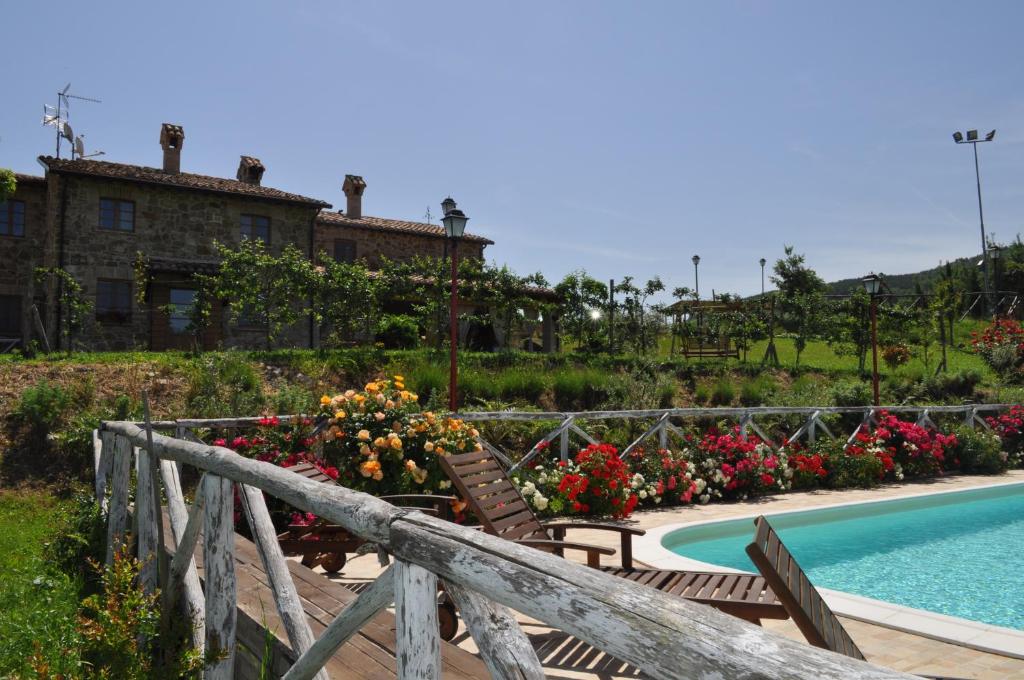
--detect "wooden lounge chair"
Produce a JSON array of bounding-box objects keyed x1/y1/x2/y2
[
  {"x1": 438, "y1": 449, "x2": 788, "y2": 625},
  {"x1": 745, "y1": 516, "x2": 966, "y2": 680}
]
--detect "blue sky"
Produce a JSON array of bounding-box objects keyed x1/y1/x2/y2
[{"x1": 2, "y1": 1, "x2": 1022, "y2": 299}]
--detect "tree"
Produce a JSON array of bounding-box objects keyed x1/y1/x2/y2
[
  {"x1": 771, "y1": 246, "x2": 826, "y2": 366},
  {"x1": 0, "y1": 169, "x2": 15, "y2": 202},
  {"x1": 210, "y1": 239, "x2": 313, "y2": 349},
  {"x1": 614, "y1": 276, "x2": 664, "y2": 355},
  {"x1": 311, "y1": 255, "x2": 381, "y2": 347},
  {"x1": 480, "y1": 264, "x2": 549, "y2": 351},
  {"x1": 554, "y1": 270, "x2": 608, "y2": 352},
  {"x1": 34, "y1": 267, "x2": 92, "y2": 352}
]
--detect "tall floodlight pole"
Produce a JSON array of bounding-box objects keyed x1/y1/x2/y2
[
  {"x1": 441, "y1": 197, "x2": 469, "y2": 413},
  {"x1": 759, "y1": 257, "x2": 766, "y2": 296},
  {"x1": 953, "y1": 129, "x2": 996, "y2": 314},
  {"x1": 862, "y1": 273, "x2": 882, "y2": 406}
]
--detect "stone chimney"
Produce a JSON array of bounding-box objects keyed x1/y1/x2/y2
[
  {"x1": 236, "y1": 156, "x2": 265, "y2": 185},
  {"x1": 342, "y1": 175, "x2": 367, "y2": 219},
  {"x1": 159, "y1": 123, "x2": 185, "y2": 174}
]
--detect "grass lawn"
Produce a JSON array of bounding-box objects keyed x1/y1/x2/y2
[{"x1": 0, "y1": 491, "x2": 82, "y2": 677}]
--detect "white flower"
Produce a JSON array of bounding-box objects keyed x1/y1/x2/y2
[
  {"x1": 699, "y1": 494, "x2": 710, "y2": 504},
  {"x1": 654, "y1": 497, "x2": 662, "y2": 504},
  {"x1": 638, "y1": 490, "x2": 648, "y2": 499},
  {"x1": 784, "y1": 467, "x2": 794, "y2": 479},
  {"x1": 522, "y1": 482, "x2": 536, "y2": 496},
  {"x1": 533, "y1": 495, "x2": 549, "y2": 511},
  {"x1": 538, "y1": 474, "x2": 548, "y2": 484},
  {"x1": 438, "y1": 480, "x2": 451, "y2": 489},
  {"x1": 694, "y1": 478, "x2": 707, "y2": 493}
]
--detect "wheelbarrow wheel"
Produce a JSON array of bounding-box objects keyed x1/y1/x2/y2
[
  {"x1": 437, "y1": 600, "x2": 459, "y2": 641},
  {"x1": 320, "y1": 551, "x2": 347, "y2": 574}
]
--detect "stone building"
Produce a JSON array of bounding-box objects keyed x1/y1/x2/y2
[
  {"x1": 0, "y1": 123, "x2": 502, "y2": 352},
  {"x1": 314, "y1": 174, "x2": 491, "y2": 267}
]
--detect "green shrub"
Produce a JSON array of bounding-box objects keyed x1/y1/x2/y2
[
  {"x1": 920, "y1": 370, "x2": 983, "y2": 401},
  {"x1": 270, "y1": 383, "x2": 316, "y2": 415},
  {"x1": 830, "y1": 380, "x2": 873, "y2": 407},
  {"x1": 694, "y1": 382, "x2": 711, "y2": 405},
  {"x1": 12, "y1": 381, "x2": 74, "y2": 433},
  {"x1": 823, "y1": 447, "x2": 883, "y2": 488},
  {"x1": 45, "y1": 493, "x2": 106, "y2": 584},
  {"x1": 709, "y1": 377, "x2": 735, "y2": 406},
  {"x1": 951, "y1": 426, "x2": 1007, "y2": 474},
  {"x1": 497, "y1": 370, "x2": 546, "y2": 402},
  {"x1": 376, "y1": 314, "x2": 420, "y2": 350},
  {"x1": 186, "y1": 353, "x2": 265, "y2": 417},
  {"x1": 739, "y1": 375, "x2": 776, "y2": 406},
  {"x1": 407, "y1": 364, "x2": 446, "y2": 405},
  {"x1": 552, "y1": 369, "x2": 611, "y2": 410},
  {"x1": 459, "y1": 370, "x2": 498, "y2": 404}
]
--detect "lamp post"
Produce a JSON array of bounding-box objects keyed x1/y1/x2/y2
[
  {"x1": 989, "y1": 244, "x2": 1002, "y2": 311},
  {"x1": 441, "y1": 197, "x2": 469, "y2": 412},
  {"x1": 692, "y1": 255, "x2": 701, "y2": 300},
  {"x1": 953, "y1": 128, "x2": 996, "y2": 314},
  {"x1": 862, "y1": 273, "x2": 881, "y2": 406},
  {"x1": 759, "y1": 257, "x2": 766, "y2": 296}
]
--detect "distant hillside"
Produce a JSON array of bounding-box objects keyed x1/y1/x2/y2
[{"x1": 826, "y1": 253, "x2": 983, "y2": 296}]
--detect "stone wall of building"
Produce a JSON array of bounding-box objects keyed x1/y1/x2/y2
[
  {"x1": 47, "y1": 173, "x2": 318, "y2": 351},
  {"x1": 314, "y1": 222, "x2": 486, "y2": 268},
  {"x1": 0, "y1": 177, "x2": 48, "y2": 347}
]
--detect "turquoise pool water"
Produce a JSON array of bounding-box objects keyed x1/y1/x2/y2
[{"x1": 663, "y1": 483, "x2": 1024, "y2": 630}]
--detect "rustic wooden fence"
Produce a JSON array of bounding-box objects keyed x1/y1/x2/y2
[{"x1": 92, "y1": 413, "x2": 924, "y2": 679}]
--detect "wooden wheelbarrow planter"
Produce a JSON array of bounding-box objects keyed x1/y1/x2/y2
[
  {"x1": 277, "y1": 462, "x2": 462, "y2": 640},
  {"x1": 279, "y1": 462, "x2": 456, "y2": 573}
]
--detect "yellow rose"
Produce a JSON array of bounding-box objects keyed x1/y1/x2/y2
[
  {"x1": 359, "y1": 444, "x2": 372, "y2": 456},
  {"x1": 320, "y1": 395, "x2": 331, "y2": 406},
  {"x1": 385, "y1": 399, "x2": 395, "y2": 409},
  {"x1": 424, "y1": 441, "x2": 434, "y2": 452},
  {"x1": 405, "y1": 460, "x2": 417, "y2": 471},
  {"x1": 344, "y1": 390, "x2": 356, "y2": 398},
  {"x1": 390, "y1": 438, "x2": 403, "y2": 450},
  {"x1": 374, "y1": 437, "x2": 387, "y2": 448},
  {"x1": 395, "y1": 382, "x2": 405, "y2": 391},
  {"x1": 470, "y1": 428, "x2": 479, "y2": 437},
  {"x1": 359, "y1": 460, "x2": 381, "y2": 477},
  {"x1": 394, "y1": 374, "x2": 405, "y2": 381},
  {"x1": 357, "y1": 430, "x2": 371, "y2": 441},
  {"x1": 334, "y1": 411, "x2": 346, "y2": 420},
  {"x1": 366, "y1": 382, "x2": 379, "y2": 393}
]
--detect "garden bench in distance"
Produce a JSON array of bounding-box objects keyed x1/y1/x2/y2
[
  {"x1": 438, "y1": 448, "x2": 789, "y2": 625},
  {"x1": 745, "y1": 516, "x2": 967, "y2": 680}
]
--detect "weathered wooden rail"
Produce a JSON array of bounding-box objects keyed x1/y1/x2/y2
[{"x1": 92, "y1": 415, "x2": 924, "y2": 679}]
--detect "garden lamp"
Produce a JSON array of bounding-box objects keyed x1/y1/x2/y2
[
  {"x1": 862, "y1": 273, "x2": 881, "y2": 406},
  {"x1": 952, "y1": 127, "x2": 997, "y2": 314},
  {"x1": 441, "y1": 197, "x2": 469, "y2": 412}
]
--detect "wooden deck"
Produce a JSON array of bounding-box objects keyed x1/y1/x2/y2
[{"x1": 162, "y1": 514, "x2": 489, "y2": 679}]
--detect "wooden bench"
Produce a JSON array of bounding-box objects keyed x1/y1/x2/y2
[
  {"x1": 681, "y1": 337, "x2": 739, "y2": 359},
  {"x1": 164, "y1": 514, "x2": 488, "y2": 679}
]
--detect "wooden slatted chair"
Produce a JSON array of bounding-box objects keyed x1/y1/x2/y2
[
  {"x1": 438, "y1": 449, "x2": 788, "y2": 625},
  {"x1": 745, "y1": 516, "x2": 966, "y2": 680}
]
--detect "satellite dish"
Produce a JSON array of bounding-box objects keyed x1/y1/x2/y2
[
  {"x1": 74, "y1": 136, "x2": 85, "y2": 158},
  {"x1": 62, "y1": 122, "x2": 74, "y2": 143}
]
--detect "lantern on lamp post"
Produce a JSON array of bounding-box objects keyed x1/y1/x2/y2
[
  {"x1": 759, "y1": 257, "x2": 767, "y2": 296},
  {"x1": 862, "y1": 273, "x2": 882, "y2": 406},
  {"x1": 441, "y1": 197, "x2": 469, "y2": 412}
]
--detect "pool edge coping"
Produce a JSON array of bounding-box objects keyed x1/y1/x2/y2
[{"x1": 633, "y1": 478, "x2": 1024, "y2": 660}]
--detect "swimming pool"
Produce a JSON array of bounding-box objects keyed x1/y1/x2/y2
[{"x1": 662, "y1": 483, "x2": 1024, "y2": 630}]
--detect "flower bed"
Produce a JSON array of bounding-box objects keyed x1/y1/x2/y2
[{"x1": 216, "y1": 394, "x2": 1022, "y2": 523}]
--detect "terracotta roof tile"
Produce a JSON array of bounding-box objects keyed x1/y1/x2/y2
[
  {"x1": 13, "y1": 173, "x2": 46, "y2": 185},
  {"x1": 38, "y1": 157, "x2": 330, "y2": 207},
  {"x1": 317, "y1": 211, "x2": 493, "y2": 245}
]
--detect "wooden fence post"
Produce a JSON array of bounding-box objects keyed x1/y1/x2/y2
[
  {"x1": 444, "y1": 582, "x2": 544, "y2": 679},
  {"x1": 96, "y1": 429, "x2": 116, "y2": 512},
  {"x1": 203, "y1": 474, "x2": 236, "y2": 679},
  {"x1": 238, "y1": 483, "x2": 328, "y2": 680},
  {"x1": 136, "y1": 446, "x2": 159, "y2": 594},
  {"x1": 394, "y1": 559, "x2": 440, "y2": 680},
  {"x1": 105, "y1": 434, "x2": 133, "y2": 566},
  {"x1": 160, "y1": 459, "x2": 206, "y2": 653}
]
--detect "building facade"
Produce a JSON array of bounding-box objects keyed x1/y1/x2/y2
[{"x1": 0, "y1": 123, "x2": 497, "y2": 352}]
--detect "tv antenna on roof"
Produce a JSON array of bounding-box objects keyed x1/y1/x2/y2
[{"x1": 42, "y1": 83, "x2": 102, "y2": 159}]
